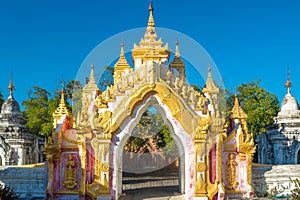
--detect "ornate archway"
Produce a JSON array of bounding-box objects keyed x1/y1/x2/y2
[
  {"x1": 111, "y1": 94, "x2": 190, "y2": 198},
  {"x1": 43, "y1": 2, "x2": 255, "y2": 200}
]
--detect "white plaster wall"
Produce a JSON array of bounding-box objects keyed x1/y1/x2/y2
[
  {"x1": 0, "y1": 148, "x2": 5, "y2": 166},
  {"x1": 0, "y1": 164, "x2": 47, "y2": 199},
  {"x1": 252, "y1": 164, "x2": 300, "y2": 197}
]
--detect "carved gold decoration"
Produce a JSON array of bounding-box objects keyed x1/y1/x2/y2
[
  {"x1": 53, "y1": 90, "x2": 72, "y2": 128},
  {"x1": 195, "y1": 114, "x2": 210, "y2": 140},
  {"x1": 87, "y1": 138, "x2": 110, "y2": 198},
  {"x1": 196, "y1": 162, "x2": 206, "y2": 172},
  {"x1": 94, "y1": 90, "x2": 107, "y2": 109},
  {"x1": 113, "y1": 42, "x2": 131, "y2": 84},
  {"x1": 62, "y1": 155, "x2": 77, "y2": 189},
  {"x1": 195, "y1": 92, "x2": 208, "y2": 112},
  {"x1": 225, "y1": 153, "x2": 238, "y2": 190},
  {"x1": 95, "y1": 110, "x2": 112, "y2": 139},
  {"x1": 195, "y1": 174, "x2": 206, "y2": 194},
  {"x1": 78, "y1": 138, "x2": 86, "y2": 195},
  {"x1": 231, "y1": 95, "x2": 247, "y2": 119},
  {"x1": 110, "y1": 83, "x2": 200, "y2": 136}
]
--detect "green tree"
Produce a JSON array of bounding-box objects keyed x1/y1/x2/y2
[
  {"x1": 98, "y1": 65, "x2": 114, "y2": 91},
  {"x1": 22, "y1": 86, "x2": 54, "y2": 137},
  {"x1": 232, "y1": 81, "x2": 280, "y2": 139},
  {"x1": 124, "y1": 108, "x2": 177, "y2": 157},
  {"x1": 289, "y1": 178, "x2": 300, "y2": 200}
]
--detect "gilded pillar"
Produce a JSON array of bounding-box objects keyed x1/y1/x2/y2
[{"x1": 86, "y1": 134, "x2": 111, "y2": 198}]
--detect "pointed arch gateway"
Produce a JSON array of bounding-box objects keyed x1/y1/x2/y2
[
  {"x1": 110, "y1": 83, "x2": 196, "y2": 199},
  {"x1": 44, "y1": 2, "x2": 256, "y2": 200}
]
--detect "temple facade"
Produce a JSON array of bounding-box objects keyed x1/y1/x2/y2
[
  {"x1": 0, "y1": 77, "x2": 44, "y2": 166},
  {"x1": 44, "y1": 3, "x2": 255, "y2": 200},
  {"x1": 256, "y1": 74, "x2": 300, "y2": 164}
]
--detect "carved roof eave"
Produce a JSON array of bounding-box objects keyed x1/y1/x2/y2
[
  {"x1": 230, "y1": 96, "x2": 248, "y2": 120},
  {"x1": 132, "y1": 48, "x2": 171, "y2": 60},
  {"x1": 114, "y1": 63, "x2": 131, "y2": 70},
  {"x1": 202, "y1": 87, "x2": 219, "y2": 94},
  {"x1": 202, "y1": 79, "x2": 220, "y2": 94},
  {"x1": 170, "y1": 58, "x2": 185, "y2": 69},
  {"x1": 83, "y1": 83, "x2": 99, "y2": 93}
]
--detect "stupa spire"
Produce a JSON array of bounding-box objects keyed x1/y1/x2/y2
[
  {"x1": 175, "y1": 39, "x2": 180, "y2": 57},
  {"x1": 285, "y1": 69, "x2": 292, "y2": 94},
  {"x1": 89, "y1": 64, "x2": 96, "y2": 84},
  {"x1": 202, "y1": 66, "x2": 219, "y2": 94},
  {"x1": 147, "y1": 1, "x2": 155, "y2": 27},
  {"x1": 142, "y1": 0, "x2": 158, "y2": 42},
  {"x1": 170, "y1": 40, "x2": 186, "y2": 79},
  {"x1": 8, "y1": 72, "x2": 15, "y2": 97},
  {"x1": 114, "y1": 42, "x2": 130, "y2": 68},
  {"x1": 114, "y1": 42, "x2": 131, "y2": 83},
  {"x1": 231, "y1": 94, "x2": 248, "y2": 119}
]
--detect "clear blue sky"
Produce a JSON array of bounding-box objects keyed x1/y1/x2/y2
[{"x1": 0, "y1": 0, "x2": 300, "y2": 110}]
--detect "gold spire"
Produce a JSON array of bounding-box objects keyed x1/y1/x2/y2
[
  {"x1": 147, "y1": 1, "x2": 155, "y2": 27},
  {"x1": 231, "y1": 95, "x2": 248, "y2": 119},
  {"x1": 175, "y1": 39, "x2": 180, "y2": 57},
  {"x1": 8, "y1": 72, "x2": 15, "y2": 97},
  {"x1": 114, "y1": 42, "x2": 131, "y2": 83},
  {"x1": 285, "y1": 69, "x2": 292, "y2": 93},
  {"x1": 170, "y1": 40, "x2": 186, "y2": 79},
  {"x1": 53, "y1": 89, "x2": 71, "y2": 117},
  {"x1": 131, "y1": 1, "x2": 170, "y2": 67},
  {"x1": 202, "y1": 66, "x2": 219, "y2": 94},
  {"x1": 114, "y1": 42, "x2": 130, "y2": 69},
  {"x1": 88, "y1": 64, "x2": 96, "y2": 84},
  {"x1": 53, "y1": 89, "x2": 72, "y2": 127}
]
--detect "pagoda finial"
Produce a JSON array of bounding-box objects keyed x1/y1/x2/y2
[
  {"x1": 202, "y1": 65, "x2": 219, "y2": 94},
  {"x1": 147, "y1": 0, "x2": 155, "y2": 27},
  {"x1": 89, "y1": 64, "x2": 96, "y2": 84},
  {"x1": 285, "y1": 68, "x2": 292, "y2": 93},
  {"x1": 231, "y1": 94, "x2": 248, "y2": 119},
  {"x1": 175, "y1": 39, "x2": 180, "y2": 57},
  {"x1": 114, "y1": 42, "x2": 130, "y2": 68},
  {"x1": 120, "y1": 41, "x2": 125, "y2": 57},
  {"x1": 8, "y1": 72, "x2": 15, "y2": 97},
  {"x1": 52, "y1": 88, "x2": 72, "y2": 127}
]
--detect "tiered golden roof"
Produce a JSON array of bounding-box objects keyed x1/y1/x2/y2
[
  {"x1": 114, "y1": 42, "x2": 131, "y2": 83},
  {"x1": 53, "y1": 89, "x2": 72, "y2": 123},
  {"x1": 230, "y1": 95, "x2": 248, "y2": 119},
  {"x1": 132, "y1": 2, "x2": 170, "y2": 65},
  {"x1": 202, "y1": 66, "x2": 219, "y2": 94},
  {"x1": 169, "y1": 40, "x2": 186, "y2": 79},
  {"x1": 83, "y1": 64, "x2": 99, "y2": 92}
]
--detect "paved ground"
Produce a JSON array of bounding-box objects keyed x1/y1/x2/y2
[
  {"x1": 119, "y1": 187, "x2": 185, "y2": 200},
  {"x1": 119, "y1": 164, "x2": 184, "y2": 200}
]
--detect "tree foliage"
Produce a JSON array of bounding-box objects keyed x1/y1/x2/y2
[
  {"x1": 289, "y1": 178, "x2": 300, "y2": 200},
  {"x1": 22, "y1": 80, "x2": 80, "y2": 138},
  {"x1": 124, "y1": 108, "x2": 177, "y2": 158},
  {"x1": 231, "y1": 81, "x2": 280, "y2": 139},
  {"x1": 98, "y1": 65, "x2": 114, "y2": 91},
  {"x1": 22, "y1": 86, "x2": 55, "y2": 137}
]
